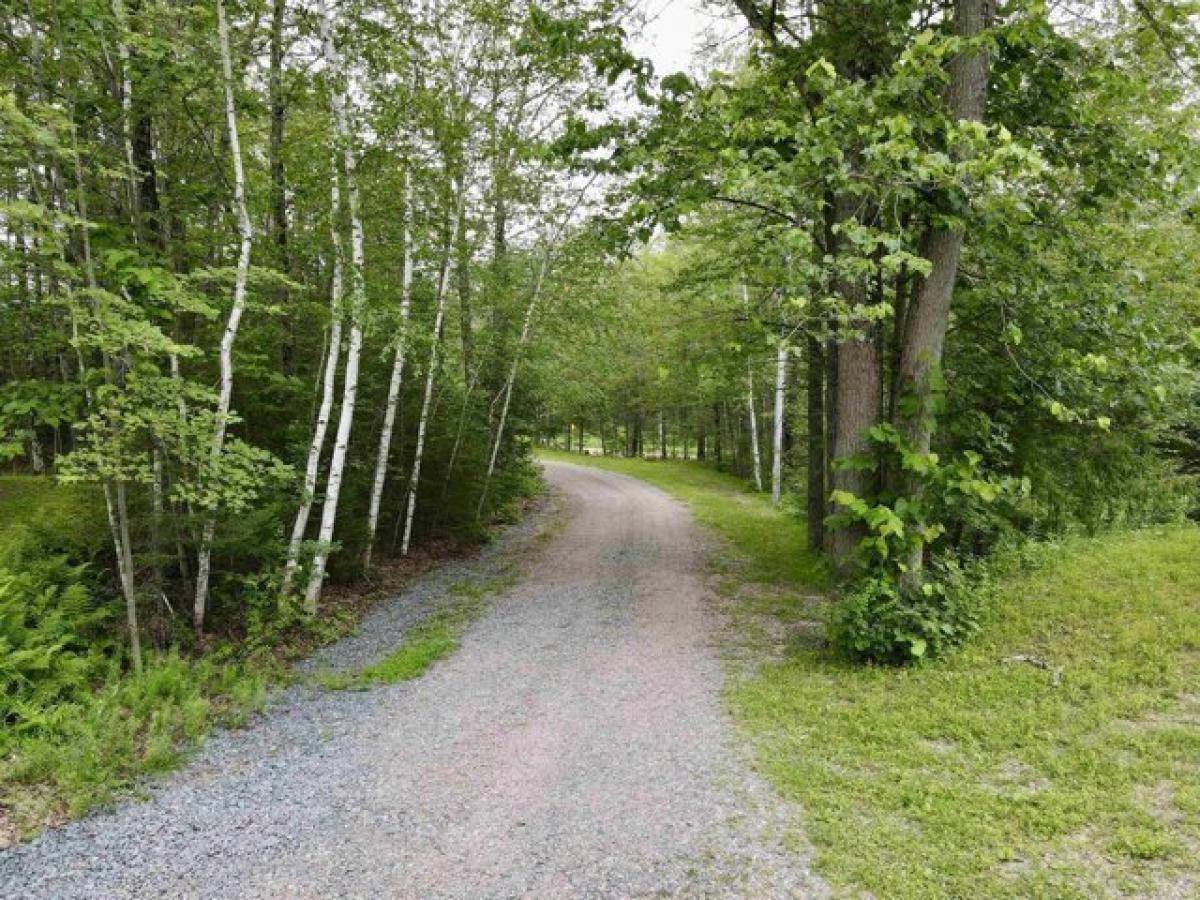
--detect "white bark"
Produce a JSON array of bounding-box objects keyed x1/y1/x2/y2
[
  {"x1": 104, "y1": 480, "x2": 142, "y2": 673},
  {"x1": 747, "y1": 373, "x2": 764, "y2": 491},
  {"x1": 400, "y1": 210, "x2": 461, "y2": 557},
  {"x1": 741, "y1": 282, "x2": 764, "y2": 492},
  {"x1": 476, "y1": 253, "x2": 547, "y2": 518},
  {"x1": 303, "y1": 0, "x2": 368, "y2": 611},
  {"x1": 111, "y1": 0, "x2": 138, "y2": 226},
  {"x1": 362, "y1": 170, "x2": 415, "y2": 571},
  {"x1": 771, "y1": 331, "x2": 788, "y2": 506},
  {"x1": 281, "y1": 142, "x2": 345, "y2": 596},
  {"x1": 194, "y1": 0, "x2": 254, "y2": 633}
]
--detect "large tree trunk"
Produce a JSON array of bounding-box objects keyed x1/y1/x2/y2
[
  {"x1": 363, "y1": 170, "x2": 415, "y2": 571},
  {"x1": 268, "y1": 0, "x2": 293, "y2": 372},
  {"x1": 304, "y1": 0, "x2": 369, "y2": 611},
  {"x1": 194, "y1": 0, "x2": 254, "y2": 633},
  {"x1": 891, "y1": 0, "x2": 993, "y2": 574},
  {"x1": 828, "y1": 194, "x2": 880, "y2": 576},
  {"x1": 456, "y1": 204, "x2": 474, "y2": 384}
]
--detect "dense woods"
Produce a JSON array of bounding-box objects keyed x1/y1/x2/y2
[{"x1": 1, "y1": 0, "x2": 1199, "y2": 846}]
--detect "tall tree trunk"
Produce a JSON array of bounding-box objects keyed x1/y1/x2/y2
[
  {"x1": 304, "y1": 0, "x2": 369, "y2": 610},
  {"x1": 363, "y1": 170, "x2": 415, "y2": 571},
  {"x1": 400, "y1": 209, "x2": 460, "y2": 556},
  {"x1": 110, "y1": 0, "x2": 139, "y2": 236},
  {"x1": 268, "y1": 0, "x2": 287, "y2": 263},
  {"x1": 280, "y1": 143, "x2": 345, "y2": 597},
  {"x1": 828, "y1": 199, "x2": 880, "y2": 575},
  {"x1": 805, "y1": 335, "x2": 825, "y2": 551},
  {"x1": 823, "y1": 330, "x2": 838, "y2": 549},
  {"x1": 771, "y1": 328, "x2": 789, "y2": 505},
  {"x1": 268, "y1": 0, "x2": 293, "y2": 371},
  {"x1": 891, "y1": 0, "x2": 994, "y2": 576},
  {"x1": 104, "y1": 480, "x2": 142, "y2": 673},
  {"x1": 742, "y1": 282, "x2": 764, "y2": 491},
  {"x1": 194, "y1": 0, "x2": 254, "y2": 633},
  {"x1": 456, "y1": 203, "x2": 474, "y2": 384},
  {"x1": 477, "y1": 247, "x2": 549, "y2": 517}
]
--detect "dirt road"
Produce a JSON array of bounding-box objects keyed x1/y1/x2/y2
[{"x1": 0, "y1": 460, "x2": 823, "y2": 898}]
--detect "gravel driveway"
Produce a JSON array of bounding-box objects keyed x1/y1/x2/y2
[{"x1": 0, "y1": 460, "x2": 825, "y2": 898}]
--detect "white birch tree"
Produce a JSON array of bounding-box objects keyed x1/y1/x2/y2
[
  {"x1": 362, "y1": 170, "x2": 415, "y2": 571},
  {"x1": 771, "y1": 326, "x2": 788, "y2": 506},
  {"x1": 280, "y1": 142, "x2": 345, "y2": 597},
  {"x1": 303, "y1": 0, "x2": 369, "y2": 611},
  {"x1": 399, "y1": 207, "x2": 460, "y2": 557},
  {"x1": 193, "y1": 0, "x2": 254, "y2": 633},
  {"x1": 742, "y1": 281, "x2": 764, "y2": 492}
]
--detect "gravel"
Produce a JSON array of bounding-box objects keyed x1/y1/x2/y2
[{"x1": 0, "y1": 460, "x2": 827, "y2": 898}]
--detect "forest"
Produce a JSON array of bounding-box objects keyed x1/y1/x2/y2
[{"x1": 1, "y1": 0, "x2": 1199, "y2": 894}]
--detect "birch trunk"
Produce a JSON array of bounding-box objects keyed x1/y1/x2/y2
[
  {"x1": 194, "y1": 0, "x2": 254, "y2": 633},
  {"x1": 281, "y1": 142, "x2": 345, "y2": 597},
  {"x1": 742, "y1": 282, "x2": 764, "y2": 492},
  {"x1": 104, "y1": 480, "x2": 142, "y2": 673},
  {"x1": 71, "y1": 143, "x2": 142, "y2": 670},
  {"x1": 771, "y1": 329, "x2": 788, "y2": 506},
  {"x1": 475, "y1": 250, "x2": 548, "y2": 519},
  {"x1": 362, "y1": 170, "x2": 415, "y2": 571},
  {"x1": 400, "y1": 211, "x2": 460, "y2": 557},
  {"x1": 303, "y1": 0, "x2": 368, "y2": 611},
  {"x1": 110, "y1": 0, "x2": 139, "y2": 231}
]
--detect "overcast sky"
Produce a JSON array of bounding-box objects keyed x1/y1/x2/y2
[{"x1": 632, "y1": 0, "x2": 744, "y2": 78}]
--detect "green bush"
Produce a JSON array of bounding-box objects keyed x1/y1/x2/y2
[
  {"x1": 0, "y1": 559, "x2": 112, "y2": 728},
  {"x1": 829, "y1": 560, "x2": 982, "y2": 664},
  {"x1": 0, "y1": 558, "x2": 266, "y2": 836}
]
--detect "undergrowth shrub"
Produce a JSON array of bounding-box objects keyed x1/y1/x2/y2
[
  {"x1": 0, "y1": 559, "x2": 266, "y2": 834},
  {"x1": 829, "y1": 559, "x2": 982, "y2": 664}
]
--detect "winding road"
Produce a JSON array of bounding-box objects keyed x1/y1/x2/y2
[{"x1": 0, "y1": 460, "x2": 824, "y2": 898}]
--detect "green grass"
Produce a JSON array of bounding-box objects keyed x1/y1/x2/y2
[
  {"x1": 540, "y1": 450, "x2": 1200, "y2": 898},
  {"x1": 315, "y1": 568, "x2": 519, "y2": 691}
]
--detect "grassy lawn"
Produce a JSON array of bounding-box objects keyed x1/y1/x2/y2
[{"x1": 538, "y1": 450, "x2": 1200, "y2": 898}]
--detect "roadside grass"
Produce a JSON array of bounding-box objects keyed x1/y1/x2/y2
[
  {"x1": 314, "y1": 569, "x2": 519, "y2": 691},
  {"x1": 539, "y1": 450, "x2": 1200, "y2": 898}
]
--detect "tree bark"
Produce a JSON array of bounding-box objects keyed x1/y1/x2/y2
[
  {"x1": 304, "y1": 0, "x2": 369, "y2": 610},
  {"x1": 771, "y1": 329, "x2": 789, "y2": 505},
  {"x1": 828, "y1": 195, "x2": 880, "y2": 576},
  {"x1": 194, "y1": 0, "x2": 254, "y2": 633},
  {"x1": 401, "y1": 209, "x2": 460, "y2": 556},
  {"x1": 891, "y1": 0, "x2": 993, "y2": 574},
  {"x1": 363, "y1": 170, "x2": 415, "y2": 571},
  {"x1": 805, "y1": 335, "x2": 825, "y2": 551},
  {"x1": 280, "y1": 141, "x2": 344, "y2": 597}
]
